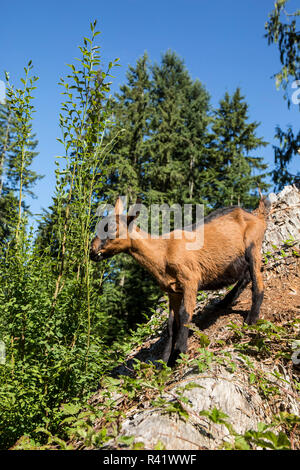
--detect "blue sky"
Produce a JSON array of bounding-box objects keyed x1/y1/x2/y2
[{"x1": 1, "y1": 0, "x2": 299, "y2": 220}]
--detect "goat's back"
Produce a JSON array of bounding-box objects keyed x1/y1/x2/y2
[{"x1": 166, "y1": 207, "x2": 266, "y2": 289}]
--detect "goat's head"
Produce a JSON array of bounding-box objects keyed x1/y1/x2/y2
[{"x1": 90, "y1": 197, "x2": 140, "y2": 262}]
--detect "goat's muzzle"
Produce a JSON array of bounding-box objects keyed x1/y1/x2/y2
[
  {"x1": 89, "y1": 248, "x2": 104, "y2": 262},
  {"x1": 90, "y1": 236, "x2": 104, "y2": 262}
]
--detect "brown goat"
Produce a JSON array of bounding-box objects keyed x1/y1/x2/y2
[{"x1": 90, "y1": 197, "x2": 269, "y2": 366}]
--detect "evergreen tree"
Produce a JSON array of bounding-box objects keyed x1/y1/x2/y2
[
  {"x1": 146, "y1": 51, "x2": 190, "y2": 204},
  {"x1": 100, "y1": 53, "x2": 162, "y2": 325},
  {"x1": 179, "y1": 79, "x2": 212, "y2": 206},
  {"x1": 208, "y1": 88, "x2": 269, "y2": 208},
  {"x1": 5, "y1": 131, "x2": 40, "y2": 199},
  {"x1": 0, "y1": 189, "x2": 18, "y2": 244},
  {"x1": 96, "y1": 52, "x2": 213, "y2": 324},
  {"x1": 272, "y1": 125, "x2": 300, "y2": 190},
  {"x1": 34, "y1": 197, "x2": 62, "y2": 258},
  {"x1": 0, "y1": 102, "x2": 12, "y2": 195},
  {"x1": 265, "y1": 0, "x2": 299, "y2": 109},
  {"x1": 146, "y1": 51, "x2": 211, "y2": 206},
  {"x1": 105, "y1": 52, "x2": 151, "y2": 204},
  {"x1": 0, "y1": 102, "x2": 17, "y2": 242},
  {"x1": 0, "y1": 97, "x2": 41, "y2": 245},
  {"x1": 265, "y1": 0, "x2": 300, "y2": 188}
]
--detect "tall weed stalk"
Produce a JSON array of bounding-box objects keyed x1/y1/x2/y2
[{"x1": 0, "y1": 22, "x2": 122, "y2": 449}]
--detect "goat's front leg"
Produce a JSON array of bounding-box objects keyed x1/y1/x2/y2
[
  {"x1": 162, "y1": 293, "x2": 182, "y2": 364},
  {"x1": 245, "y1": 242, "x2": 264, "y2": 325},
  {"x1": 167, "y1": 283, "x2": 197, "y2": 367}
]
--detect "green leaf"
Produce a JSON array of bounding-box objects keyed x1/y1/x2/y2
[
  {"x1": 249, "y1": 372, "x2": 256, "y2": 384},
  {"x1": 118, "y1": 435, "x2": 135, "y2": 446},
  {"x1": 61, "y1": 403, "x2": 81, "y2": 416},
  {"x1": 234, "y1": 435, "x2": 250, "y2": 450}
]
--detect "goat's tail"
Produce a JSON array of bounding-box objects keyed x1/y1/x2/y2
[{"x1": 253, "y1": 188, "x2": 271, "y2": 220}]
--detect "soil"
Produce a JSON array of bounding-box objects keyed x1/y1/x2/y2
[{"x1": 189, "y1": 261, "x2": 300, "y2": 354}]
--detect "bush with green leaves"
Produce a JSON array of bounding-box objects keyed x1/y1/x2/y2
[{"x1": 0, "y1": 21, "x2": 130, "y2": 450}]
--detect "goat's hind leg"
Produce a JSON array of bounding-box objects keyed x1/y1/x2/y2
[
  {"x1": 245, "y1": 242, "x2": 264, "y2": 325},
  {"x1": 162, "y1": 293, "x2": 182, "y2": 365},
  {"x1": 217, "y1": 270, "x2": 251, "y2": 309},
  {"x1": 167, "y1": 285, "x2": 197, "y2": 367}
]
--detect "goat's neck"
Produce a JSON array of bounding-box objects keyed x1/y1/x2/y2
[{"x1": 128, "y1": 232, "x2": 167, "y2": 284}]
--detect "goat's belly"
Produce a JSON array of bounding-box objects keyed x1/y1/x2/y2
[{"x1": 199, "y1": 255, "x2": 248, "y2": 291}]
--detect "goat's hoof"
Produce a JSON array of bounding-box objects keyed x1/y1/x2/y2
[
  {"x1": 161, "y1": 349, "x2": 171, "y2": 365},
  {"x1": 245, "y1": 315, "x2": 258, "y2": 325},
  {"x1": 215, "y1": 299, "x2": 238, "y2": 310},
  {"x1": 167, "y1": 349, "x2": 181, "y2": 368}
]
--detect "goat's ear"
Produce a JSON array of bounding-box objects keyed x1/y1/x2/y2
[
  {"x1": 127, "y1": 198, "x2": 142, "y2": 225},
  {"x1": 114, "y1": 197, "x2": 124, "y2": 215}
]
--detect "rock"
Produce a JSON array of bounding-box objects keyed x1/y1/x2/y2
[
  {"x1": 117, "y1": 359, "x2": 269, "y2": 450},
  {"x1": 104, "y1": 353, "x2": 299, "y2": 450},
  {"x1": 263, "y1": 184, "x2": 300, "y2": 253}
]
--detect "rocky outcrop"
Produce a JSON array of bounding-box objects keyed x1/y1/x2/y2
[
  {"x1": 263, "y1": 183, "x2": 300, "y2": 252},
  {"x1": 115, "y1": 357, "x2": 298, "y2": 450}
]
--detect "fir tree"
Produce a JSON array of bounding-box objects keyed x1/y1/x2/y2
[
  {"x1": 145, "y1": 51, "x2": 211, "y2": 206},
  {"x1": 97, "y1": 52, "x2": 212, "y2": 323},
  {"x1": 0, "y1": 96, "x2": 41, "y2": 245},
  {"x1": 0, "y1": 102, "x2": 13, "y2": 195},
  {"x1": 208, "y1": 88, "x2": 269, "y2": 209},
  {"x1": 106, "y1": 52, "x2": 151, "y2": 204},
  {"x1": 0, "y1": 102, "x2": 17, "y2": 243},
  {"x1": 273, "y1": 125, "x2": 300, "y2": 190},
  {"x1": 265, "y1": 0, "x2": 300, "y2": 188},
  {"x1": 178, "y1": 79, "x2": 211, "y2": 205},
  {"x1": 100, "y1": 53, "x2": 162, "y2": 324}
]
